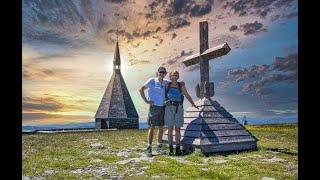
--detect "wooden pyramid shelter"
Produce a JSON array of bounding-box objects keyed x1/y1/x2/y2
[
  {"x1": 94, "y1": 41, "x2": 139, "y2": 129},
  {"x1": 163, "y1": 97, "x2": 258, "y2": 153}
]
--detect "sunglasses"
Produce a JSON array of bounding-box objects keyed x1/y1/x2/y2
[{"x1": 159, "y1": 71, "x2": 167, "y2": 74}]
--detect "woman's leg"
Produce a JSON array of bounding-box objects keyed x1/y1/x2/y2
[
  {"x1": 175, "y1": 126, "x2": 181, "y2": 145},
  {"x1": 157, "y1": 126, "x2": 163, "y2": 144},
  {"x1": 168, "y1": 125, "x2": 173, "y2": 145},
  {"x1": 175, "y1": 126, "x2": 182, "y2": 155},
  {"x1": 168, "y1": 125, "x2": 174, "y2": 155}
]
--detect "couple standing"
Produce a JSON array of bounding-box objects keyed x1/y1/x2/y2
[{"x1": 139, "y1": 66, "x2": 198, "y2": 157}]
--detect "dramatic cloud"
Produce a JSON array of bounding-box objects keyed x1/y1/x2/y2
[
  {"x1": 23, "y1": 52, "x2": 75, "y2": 61},
  {"x1": 240, "y1": 21, "x2": 265, "y2": 35},
  {"x1": 171, "y1": 32, "x2": 177, "y2": 39},
  {"x1": 271, "y1": 14, "x2": 281, "y2": 21},
  {"x1": 229, "y1": 53, "x2": 297, "y2": 82},
  {"x1": 272, "y1": 54, "x2": 298, "y2": 72},
  {"x1": 283, "y1": 11, "x2": 298, "y2": 19},
  {"x1": 23, "y1": 69, "x2": 31, "y2": 79},
  {"x1": 155, "y1": 27, "x2": 162, "y2": 32},
  {"x1": 104, "y1": 0, "x2": 127, "y2": 3},
  {"x1": 22, "y1": 97, "x2": 65, "y2": 112},
  {"x1": 22, "y1": 96, "x2": 94, "y2": 113},
  {"x1": 180, "y1": 50, "x2": 193, "y2": 57},
  {"x1": 129, "y1": 59, "x2": 151, "y2": 66},
  {"x1": 160, "y1": 51, "x2": 196, "y2": 79},
  {"x1": 258, "y1": 9, "x2": 270, "y2": 18},
  {"x1": 148, "y1": 0, "x2": 166, "y2": 11},
  {"x1": 242, "y1": 83, "x2": 253, "y2": 92},
  {"x1": 189, "y1": 1, "x2": 212, "y2": 17},
  {"x1": 24, "y1": 32, "x2": 73, "y2": 46},
  {"x1": 164, "y1": 0, "x2": 213, "y2": 17},
  {"x1": 250, "y1": 73, "x2": 296, "y2": 88},
  {"x1": 166, "y1": 17, "x2": 191, "y2": 32},
  {"x1": 22, "y1": 67, "x2": 57, "y2": 80},
  {"x1": 228, "y1": 64, "x2": 270, "y2": 82},
  {"x1": 273, "y1": 0, "x2": 295, "y2": 7},
  {"x1": 228, "y1": 53, "x2": 298, "y2": 98},
  {"x1": 254, "y1": 87, "x2": 273, "y2": 100},
  {"x1": 210, "y1": 34, "x2": 241, "y2": 48},
  {"x1": 22, "y1": 112, "x2": 92, "y2": 122},
  {"x1": 223, "y1": 0, "x2": 294, "y2": 16},
  {"x1": 164, "y1": 0, "x2": 191, "y2": 16},
  {"x1": 229, "y1": 25, "x2": 238, "y2": 31}
]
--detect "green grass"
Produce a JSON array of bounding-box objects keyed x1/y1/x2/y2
[{"x1": 23, "y1": 124, "x2": 298, "y2": 179}]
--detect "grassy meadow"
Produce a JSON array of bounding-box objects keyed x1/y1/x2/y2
[{"x1": 22, "y1": 124, "x2": 298, "y2": 180}]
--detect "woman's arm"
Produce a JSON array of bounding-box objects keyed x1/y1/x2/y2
[{"x1": 180, "y1": 82, "x2": 199, "y2": 109}]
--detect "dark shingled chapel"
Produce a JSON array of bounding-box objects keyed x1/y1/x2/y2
[{"x1": 95, "y1": 40, "x2": 139, "y2": 129}]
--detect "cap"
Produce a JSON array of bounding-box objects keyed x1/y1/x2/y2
[{"x1": 157, "y1": 66, "x2": 167, "y2": 73}]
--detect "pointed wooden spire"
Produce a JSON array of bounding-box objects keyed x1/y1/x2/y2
[{"x1": 113, "y1": 30, "x2": 121, "y2": 71}]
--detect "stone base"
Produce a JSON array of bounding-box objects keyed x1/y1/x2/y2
[{"x1": 95, "y1": 118, "x2": 139, "y2": 129}]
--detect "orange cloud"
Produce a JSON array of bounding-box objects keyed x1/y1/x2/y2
[
  {"x1": 22, "y1": 112, "x2": 93, "y2": 124},
  {"x1": 22, "y1": 96, "x2": 96, "y2": 113},
  {"x1": 22, "y1": 66, "x2": 57, "y2": 80},
  {"x1": 22, "y1": 97, "x2": 66, "y2": 112}
]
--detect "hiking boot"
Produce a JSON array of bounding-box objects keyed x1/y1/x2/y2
[
  {"x1": 175, "y1": 146, "x2": 182, "y2": 156},
  {"x1": 146, "y1": 146, "x2": 152, "y2": 157},
  {"x1": 156, "y1": 144, "x2": 163, "y2": 154},
  {"x1": 168, "y1": 145, "x2": 174, "y2": 156}
]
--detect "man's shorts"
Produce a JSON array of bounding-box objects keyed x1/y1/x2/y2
[
  {"x1": 147, "y1": 105, "x2": 165, "y2": 127},
  {"x1": 164, "y1": 105, "x2": 184, "y2": 127}
]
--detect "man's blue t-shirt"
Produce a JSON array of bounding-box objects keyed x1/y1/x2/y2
[{"x1": 144, "y1": 77, "x2": 170, "y2": 107}]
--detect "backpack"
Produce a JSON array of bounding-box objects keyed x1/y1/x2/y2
[{"x1": 165, "y1": 82, "x2": 184, "y2": 104}]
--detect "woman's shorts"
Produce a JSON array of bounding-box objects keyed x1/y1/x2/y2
[
  {"x1": 164, "y1": 105, "x2": 184, "y2": 127},
  {"x1": 147, "y1": 105, "x2": 165, "y2": 127}
]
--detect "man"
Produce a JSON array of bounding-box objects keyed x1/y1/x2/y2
[{"x1": 139, "y1": 66, "x2": 170, "y2": 157}]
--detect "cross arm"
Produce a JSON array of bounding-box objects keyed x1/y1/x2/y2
[{"x1": 182, "y1": 43, "x2": 231, "y2": 67}]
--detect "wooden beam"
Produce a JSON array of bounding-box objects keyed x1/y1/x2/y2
[{"x1": 182, "y1": 43, "x2": 231, "y2": 67}]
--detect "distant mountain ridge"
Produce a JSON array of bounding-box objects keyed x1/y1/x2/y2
[{"x1": 22, "y1": 115, "x2": 297, "y2": 132}]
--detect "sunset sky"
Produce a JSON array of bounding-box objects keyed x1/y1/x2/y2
[{"x1": 22, "y1": 0, "x2": 298, "y2": 125}]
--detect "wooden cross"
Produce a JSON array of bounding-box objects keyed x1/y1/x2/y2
[{"x1": 183, "y1": 21, "x2": 231, "y2": 98}]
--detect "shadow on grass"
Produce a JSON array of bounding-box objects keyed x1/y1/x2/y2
[
  {"x1": 264, "y1": 148, "x2": 297, "y2": 156},
  {"x1": 179, "y1": 145, "x2": 259, "y2": 157},
  {"x1": 202, "y1": 148, "x2": 258, "y2": 157}
]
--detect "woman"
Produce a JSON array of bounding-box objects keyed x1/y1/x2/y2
[{"x1": 164, "y1": 70, "x2": 199, "y2": 156}]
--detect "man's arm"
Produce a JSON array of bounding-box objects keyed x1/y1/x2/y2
[{"x1": 139, "y1": 85, "x2": 153, "y2": 105}]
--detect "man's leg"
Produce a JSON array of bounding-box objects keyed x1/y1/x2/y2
[
  {"x1": 157, "y1": 106, "x2": 165, "y2": 144},
  {"x1": 148, "y1": 126, "x2": 154, "y2": 145},
  {"x1": 156, "y1": 126, "x2": 163, "y2": 153},
  {"x1": 156, "y1": 106, "x2": 165, "y2": 154},
  {"x1": 147, "y1": 126, "x2": 154, "y2": 157}
]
